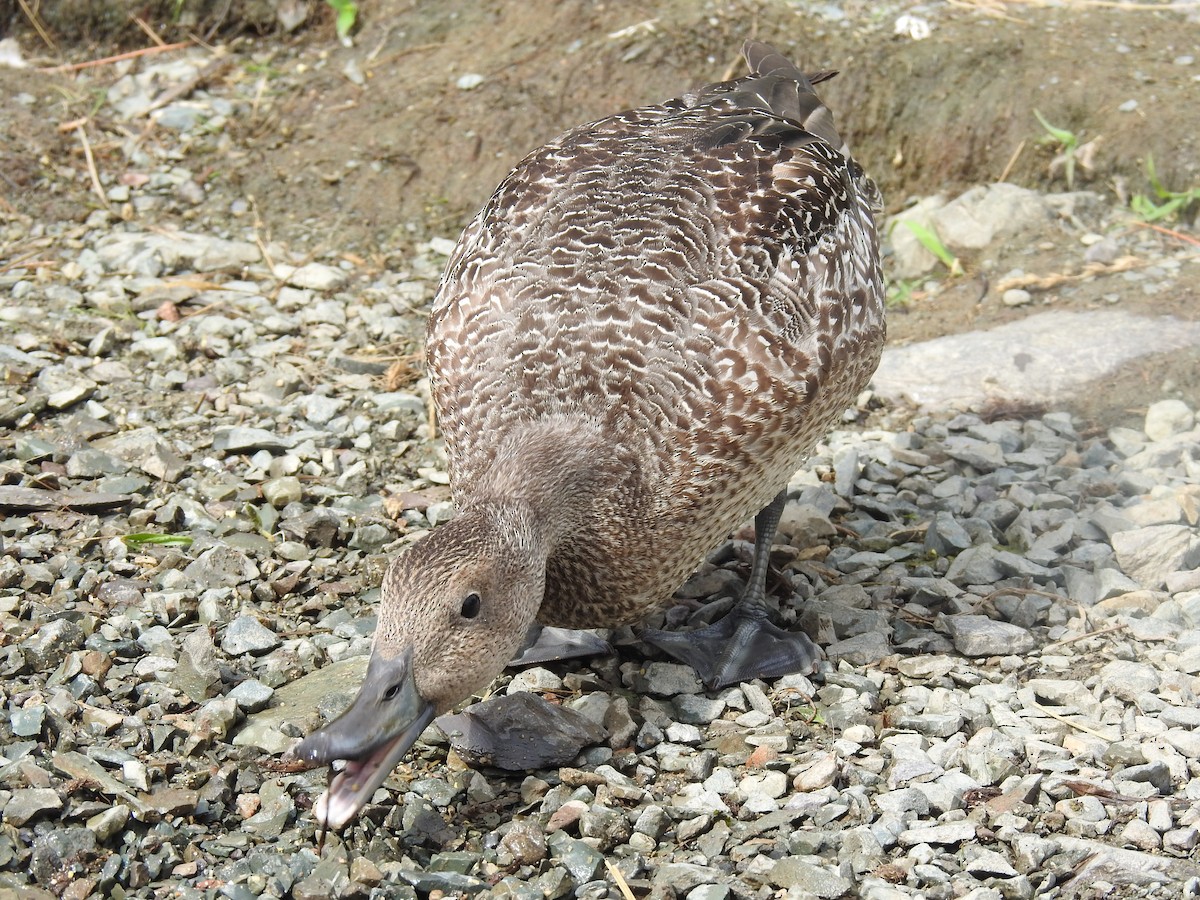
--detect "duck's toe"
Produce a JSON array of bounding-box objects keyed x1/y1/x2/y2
[
  {"x1": 510, "y1": 624, "x2": 613, "y2": 666},
  {"x1": 642, "y1": 612, "x2": 820, "y2": 690}
]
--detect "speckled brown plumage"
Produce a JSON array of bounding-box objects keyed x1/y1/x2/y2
[
  {"x1": 296, "y1": 41, "x2": 886, "y2": 830},
  {"x1": 427, "y1": 41, "x2": 885, "y2": 630}
]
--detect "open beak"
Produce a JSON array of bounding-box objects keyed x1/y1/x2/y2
[{"x1": 293, "y1": 647, "x2": 434, "y2": 830}]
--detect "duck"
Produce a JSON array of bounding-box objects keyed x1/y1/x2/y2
[{"x1": 294, "y1": 39, "x2": 886, "y2": 830}]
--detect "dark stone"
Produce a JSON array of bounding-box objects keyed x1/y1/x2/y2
[{"x1": 437, "y1": 692, "x2": 606, "y2": 771}]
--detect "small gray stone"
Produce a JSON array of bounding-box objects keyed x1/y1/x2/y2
[
  {"x1": 29, "y1": 826, "x2": 98, "y2": 886},
  {"x1": 769, "y1": 857, "x2": 853, "y2": 897},
  {"x1": 438, "y1": 692, "x2": 605, "y2": 770},
  {"x1": 300, "y1": 393, "x2": 346, "y2": 424},
  {"x1": 87, "y1": 805, "x2": 131, "y2": 842},
  {"x1": 1098, "y1": 660, "x2": 1160, "y2": 701},
  {"x1": 898, "y1": 821, "x2": 976, "y2": 846},
  {"x1": 227, "y1": 679, "x2": 274, "y2": 712},
  {"x1": 1002, "y1": 288, "x2": 1032, "y2": 307},
  {"x1": 66, "y1": 448, "x2": 129, "y2": 477},
  {"x1": 23, "y1": 618, "x2": 86, "y2": 669},
  {"x1": 169, "y1": 627, "x2": 222, "y2": 702},
  {"x1": 925, "y1": 511, "x2": 974, "y2": 556},
  {"x1": 507, "y1": 667, "x2": 564, "y2": 694},
  {"x1": 283, "y1": 262, "x2": 348, "y2": 291},
  {"x1": 634, "y1": 662, "x2": 703, "y2": 696},
  {"x1": 1121, "y1": 818, "x2": 1162, "y2": 850},
  {"x1": 942, "y1": 435, "x2": 1006, "y2": 471},
  {"x1": 1144, "y1": 399, "x2": 1194, "y2": 441},
  {"x1": 220, "y1": 616, "x2": 281, "y2": 655},
  {"x1": 10, "y1": 705, "x2": 46, "y2": 738},
  {"x1": 546, "y1": 832, "x2": 604, "y2": 885},
  {"x1": 944, "y1": 615, "x2": 1036, "y2": 657},
  {"x1": 37, "y1": 366, "x2": 97, "y2": 409},
  {"x1": 653, "y1": 863, "x2": 723, "y2": 892},
  {"x1": 185, "y1": 545, "x2": 261, "y2": 588},
  {"x1": 212, "y1": 426, "x2": 292, "y2": 453},
  {"x1": 673, "y1": 694, "x2": 726, "y2": 725},
  {"x1": 1056, "y1": 795, "x2": 1107, "y2": 823},
  {"x1": 738, "y1": 770, "x2": 788, "y2": 801},
  {"x1": 4, "y1": 788, "x2": 63, "y2": 825},
  {"x1": 1112, "y1": 525, "x2": 1200, "y2": 589},
  {"x1": 965, "y1": 848, "x2": 1019, "y2": 878},
  {"x1": 243, "y1": 781, "x2": 295, "y2": 837},
  {"x1": 262, "y1": 476, "x2": 303, "y2": 507},
  {"x1": 1117, "y1": 761, "x2": 1172, "y2": 795},
  {"x1": 945, "y1": 545, "x2": 1003, "y2": 585}
]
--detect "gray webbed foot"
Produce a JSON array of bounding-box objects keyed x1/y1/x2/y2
[
  {"x1": 510, "y1": 624, "x2": 613, "y2": 666},
  {"x1": 643, "y1": 488, "x2": 820, "y2": 690},
  {"x1": 642, "y1": 611, "x2": 819, "y2": 690}
]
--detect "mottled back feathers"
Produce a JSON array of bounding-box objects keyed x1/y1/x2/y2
[{"x1": 425, "y1": 40, "x2": 886, "y2": 627}]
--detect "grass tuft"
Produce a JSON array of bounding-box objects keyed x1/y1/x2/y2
[{"x1": 1130, "y1": 155, "x2": 1200, "y2": 222}]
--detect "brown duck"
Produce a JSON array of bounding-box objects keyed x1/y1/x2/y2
[{"x1": 295, "y1": 40, "x2": 885, "y2": 829}]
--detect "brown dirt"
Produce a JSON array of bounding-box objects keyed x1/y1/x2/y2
[{"x1": 3, "y1": 0, "x2": 1199, "y2": 425}]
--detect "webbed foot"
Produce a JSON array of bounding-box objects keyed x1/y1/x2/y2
[
  {"x1": 642, "y1": 611, "x2": 819, "y2": 690},
  {"x1": 510, "y1": 624, "x2": 613, "y2": 667},
  {"x1": 643, "y1": 488, "x2": 821, "y2": 690}
]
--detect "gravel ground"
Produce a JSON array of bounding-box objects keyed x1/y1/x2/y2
[{"x1": 3, "y1": 42, "x2": 1200, "y2": 900}]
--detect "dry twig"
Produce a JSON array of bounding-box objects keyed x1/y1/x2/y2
[
  {"x1": 1029, "y1": 702, "x2": 1117, "y2": 742},
  {"x1": 17, "y1": 0, "x2": 56, "y2": 50},
  {"x1": 605, "y1": 859, "x2": 637, "y2": 900},
  {"x1": 1042, "y1": 622, "x2": 1127, "y2": 652},
  {"x1": 141, "y1": 56, "x2": 234, "y2": 116},
  {"x1": 130, "y1": 13, "x2": 167, "y2": 46},
  {"x1": 75, "y1": 125, "x2": 111, "y2": 212},
  {"x1": 1131, "y1": 220, "x2": 1200, "y2": 248},
  {"x1": 998, "y1": 139, "x2": 1026, "y2": 183},
  {"x1": 993, "y1": 255, "x2": 1146, "y2": 292},
  {"x1": 40, "y1": 41, "x2": 192, "y2": 74}
]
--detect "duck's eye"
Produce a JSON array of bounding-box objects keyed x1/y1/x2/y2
[{"x1": 460, "y1": 592, "x2": 482, "y2": 619}]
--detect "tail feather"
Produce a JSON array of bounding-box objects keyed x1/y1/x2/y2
[
  {"x1": 741, "y1": 40, "x2": 803, "y2": 79},
  {"x1": 738, "y1": 40, "x2": 847, "y2": 156}
]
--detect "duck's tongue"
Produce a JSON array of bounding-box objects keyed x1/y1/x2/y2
[{"x1": 294, "y1": 648, "x2": 434, "y2": 830}]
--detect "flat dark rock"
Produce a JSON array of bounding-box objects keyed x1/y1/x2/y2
[
  {"x1": 436, "y1": 692, "x2": 606, "y2": 771},
  {"x1": 0, "y1": 485, "x2": 136, "y2": 511}
]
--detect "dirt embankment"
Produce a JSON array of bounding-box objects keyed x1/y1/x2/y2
[{"x1": 4, "y1": 0, "x2": 1199, "y2": 249}]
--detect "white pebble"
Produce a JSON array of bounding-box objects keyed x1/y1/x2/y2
[
  {"x1": 1144, "y1": 398, "x2": 1194, "y2": 441},
  {"x1": 1002, "y1": 288, "x2": 1032, "y2": 307}
]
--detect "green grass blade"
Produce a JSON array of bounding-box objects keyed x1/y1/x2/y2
[
  {"x1": 326, "y1": 0, "x2": 358, "y2": 39},
  {"x1": 122, "y1": 533, "x2": 194, "y2": 548},
  {"x1": 902, "y1": 221, "x2": 962, "y2": 275},
  {"x1": 1033, "y1": 109, "x2": 1077, "y2": 149}
]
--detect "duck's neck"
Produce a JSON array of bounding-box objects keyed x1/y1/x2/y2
[{"x1": 463, "y1": 417, "x2": 619, "y2": 547}]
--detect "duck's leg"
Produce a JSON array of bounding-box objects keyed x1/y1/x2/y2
[
  {"x1": 642, "y1": 489, "x2": 820, "y2": 690},
  {"x1": 510, "y1": 624, "x2": 613, "y2": 666}
]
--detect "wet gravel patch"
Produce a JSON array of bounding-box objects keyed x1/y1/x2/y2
[{"x1": 3, "y1": 43, "x2": 1200, "y2": 900}]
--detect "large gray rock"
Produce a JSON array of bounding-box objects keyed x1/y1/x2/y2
[{"x1": 873, "y1": 311, "x2": 1200, "y2": 412}]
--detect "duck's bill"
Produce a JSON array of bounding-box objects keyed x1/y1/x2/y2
[{"x1": 293, "y1": 648, "x2": 435, "y2": 830}]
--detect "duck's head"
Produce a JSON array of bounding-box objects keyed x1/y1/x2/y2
[{"x1": 293, "y1": 502, "x2": 546, "y2": 829}]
